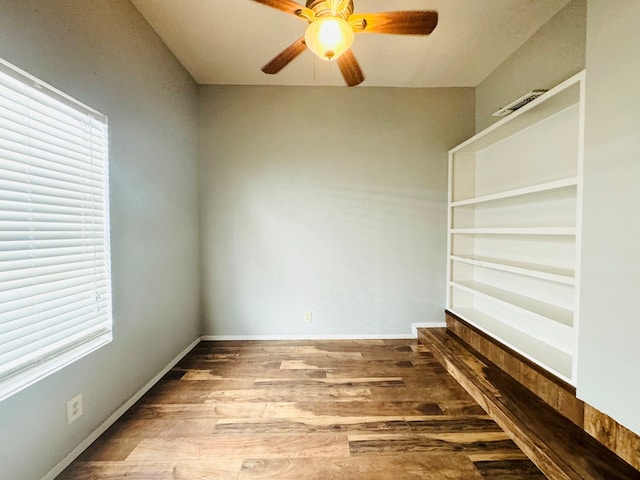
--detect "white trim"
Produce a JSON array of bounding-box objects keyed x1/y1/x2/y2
[
  {"x1": 41, "y1": 336, "x2": 201, "y2": 480},
  {"x1": 201, "y1": 333, "x2": 416, "y2": 341},
  {"x1": 446, "y1": 147, "x2": 454, "y2": 310},
  {"x1": 570, "y1": 71, "x2": 586, "y2": 384},
  {"x1": 411, "y1": 322, "x2": 447, "y2": 336}
]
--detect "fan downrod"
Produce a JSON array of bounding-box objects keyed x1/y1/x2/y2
[{"x1": 304, "y1": 0, "x2": 354, "y2": 20}]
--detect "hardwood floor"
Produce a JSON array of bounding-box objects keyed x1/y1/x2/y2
[{"x1": 57, "y1": 339, "x2": 546, "y2": 479}]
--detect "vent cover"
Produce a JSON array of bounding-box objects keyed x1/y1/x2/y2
[{"x1": 492, "y1": 89, "x2": 548, "y2": 117}]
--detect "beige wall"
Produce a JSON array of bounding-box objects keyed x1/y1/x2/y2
[
  {"x1": 0, "y1": 2, "x2": 201, "y2": 479},
  {"x1": 199, "y1": 86, "x2": 474, "y2": 337},
  {"x1": 475, "y1": 0, "x2": 586, "y2": 132},
  {"x1": 577, "y1": 0, "x2": 640, "y2": 435}
]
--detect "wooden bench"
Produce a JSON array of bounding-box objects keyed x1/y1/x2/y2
[{"x1": 418, "y1": 327, "x2": 640, "y2": 480}]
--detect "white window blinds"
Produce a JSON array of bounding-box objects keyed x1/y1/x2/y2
[{"x1": 0, "y1": 58, "x2": 112, "y2": 401}]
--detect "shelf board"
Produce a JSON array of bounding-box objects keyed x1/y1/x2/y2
[
  {"x1": 450, "y1": 227, "x2": 576, "y2": 236},
  {"x1": 451, "y1": 177, "x2": 578, "y2": 207},
  {"x1": 450, "y1": 255, "x2": 575, "y2": 285},
  {"x1": 450, "y1": 72, "x2": 584, "y2": 155},
  {"x1": 449, "y1": 280, "x2": 573, "y2": 329},
  {"x1": 447, "y1": 306, "x2": 573, "y2": 382}
]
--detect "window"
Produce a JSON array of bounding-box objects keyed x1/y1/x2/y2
[{"x1": 0, "y1": 58, "x2": 112, "y2": 400}]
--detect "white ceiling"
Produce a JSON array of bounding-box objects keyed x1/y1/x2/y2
[{"x1": 131, "y1": 0, "x2": 571, "y2": 88}]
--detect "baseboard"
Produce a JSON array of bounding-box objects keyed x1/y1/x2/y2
[
  {"x1": 41, "y1": 336, "x2": 202, "y2": 480},
  {"x1": 201, "y1": 333, "x2": 416, "y2": 341},
  {"x1": 411, "y1": 322, "x2": 447, "y2": 336}
]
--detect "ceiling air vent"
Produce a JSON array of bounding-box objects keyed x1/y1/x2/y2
[{"x1": 492, "y1": 89, "x2": 548, "y2": 117}]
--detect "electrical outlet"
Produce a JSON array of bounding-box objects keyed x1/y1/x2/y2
[
  {"x1": 67, "y1": 393, "x2": 83, "y2": 425},
  {"x1": 304, "y1": 311, "x2": 312, "y2": 323}
]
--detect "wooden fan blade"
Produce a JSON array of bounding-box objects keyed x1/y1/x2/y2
[
  {"x1": 337, "y1": 49, "x2": 364, "y2": 87},
  {"x1": 251, "y1": 0, "x2": 304, "y2": 17},
  {"x1": 262, "y1": 37, "x2": 307, "y2": 74},
  {"x1": 350, "y1": 11, "x2": 438, "y2": 35}
]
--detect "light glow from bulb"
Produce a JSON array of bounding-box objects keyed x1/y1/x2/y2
[{"x1": 304, "y1": 17, "x2": 354, "y2": 61}]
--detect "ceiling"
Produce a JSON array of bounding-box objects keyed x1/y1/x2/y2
[{"x1": 131, "y1": 0, "x2": 571, "y2": 88}]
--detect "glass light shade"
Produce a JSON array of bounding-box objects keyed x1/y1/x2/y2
[{"x1": 304, "y1": 17, "x2": 354, "y2": 61}]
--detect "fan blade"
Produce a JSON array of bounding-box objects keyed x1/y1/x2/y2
[
  {"x1": 337, "y1": 49, "x2": 364, "y2": 87},
  {"x1": 262, "y1": 37, "x2": 307, "y2": 74},
  {"x1": 251, "y1": 0, "x2": 304, "y2": 17},
  {"x1": 350, "y1": 11, "x2": 438, "y2": 35}
]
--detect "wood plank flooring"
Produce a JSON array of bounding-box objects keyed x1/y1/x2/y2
[{"x1": 57, "y1": 339, "x2": 546, "y2": 479}]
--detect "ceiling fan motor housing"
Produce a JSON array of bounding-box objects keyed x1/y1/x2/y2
[{"x1": 305, "y1": 0, "x2": 354, "y2": 20}]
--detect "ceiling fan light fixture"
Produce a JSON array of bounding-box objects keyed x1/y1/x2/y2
[
  {"x1": 304, "y1": 16, "x2": 354, "y2": 60},
  {"x1": 253, "y1": 0, "x2": 438, "y2": 86}
]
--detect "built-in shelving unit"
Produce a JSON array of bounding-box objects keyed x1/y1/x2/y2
[{"x1": 446, "y1": 71, "x2": 585, "y2": 384}]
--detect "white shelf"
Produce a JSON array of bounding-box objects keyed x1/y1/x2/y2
[
  {"x1": 450, "y1": 255, "x2": 575, "y2": 285},
  {"x1": 448, "y1": 307, "x2": 573, "y2": 382},
  {"x1": 446, "y1": 71, "x2": 584, "y2": 385},
  {"x1": 450, "y1": 227, "x2": 576, "y2": 236},
  {"x1": 450, "y1": 280, "x2": 573, "y2": 328},
  {"x1": 451, "y1": 177, "x2": 578, "y2": 207}
]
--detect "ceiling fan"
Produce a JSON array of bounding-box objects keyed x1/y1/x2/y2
[{"x1": 252, "y1": 0, "x2": 438, "y2": 86}]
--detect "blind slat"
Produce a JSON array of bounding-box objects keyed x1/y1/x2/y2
[
  {"x1": 0, "y1": 144, "x2": 106, "y2": 181},
  {"x1": 0, "y1": 199, "x2": 105, "y2": 218},
  {"x1": 0, "y1": 248, "x2": 106, "y2": 267},
  {"x1": 0, "y1": 230, "x2": 105, "y2": 241},
  {"x1": 0, "y1": 118, "x2": 98, "y2": 159},
  {"x1": 0, "y1": 220, "x2": 106, "y2": 232},
  {"x1": 0, "y1": 249, "x2": 106, "y2": 266},
  {"x1": 0, "y1": 95, "x2": 95, "y2": 140},
  {"x1": 0, "y1": 103, "x2": 106, "y2": 149},
  {"x1": 0, "y1": 178, "x2": 105, "y2": 203},
  {"x1": 0, "y1": 149, "x2": 106, "y2": 182},
  {"x1": 0, "y1": 128, "x2": 103, "y2": 165},
  {"x1": 0, "y1": 288, "x2": 109, "y2": 336},
  {"x1": 0, "y1": 306, "x2": 108, "y2": 356},
  {"x1": 0, "y1": 260, "x2": 104, "y2": 283},
  {"x1": 1, "y1": 269, "x2": 107, "y2": 301},
  {"x1": 0, "y1": 280, "x2": 108, "y2": 317}
]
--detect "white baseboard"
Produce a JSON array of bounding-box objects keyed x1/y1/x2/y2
[
  {"x1": 201, "y1": 333, "x2": 416, "y2": 341},
  {"x1": 411, "y1": 322, "x2": 447, "y2": 336},
  {"x1": 41, "y1": 336, "x2": 201, "y2": 480}
]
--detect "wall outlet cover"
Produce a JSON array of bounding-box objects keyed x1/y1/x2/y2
[{"x1": 67, "y1": 393, "x2": 83, "y2": 425}]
